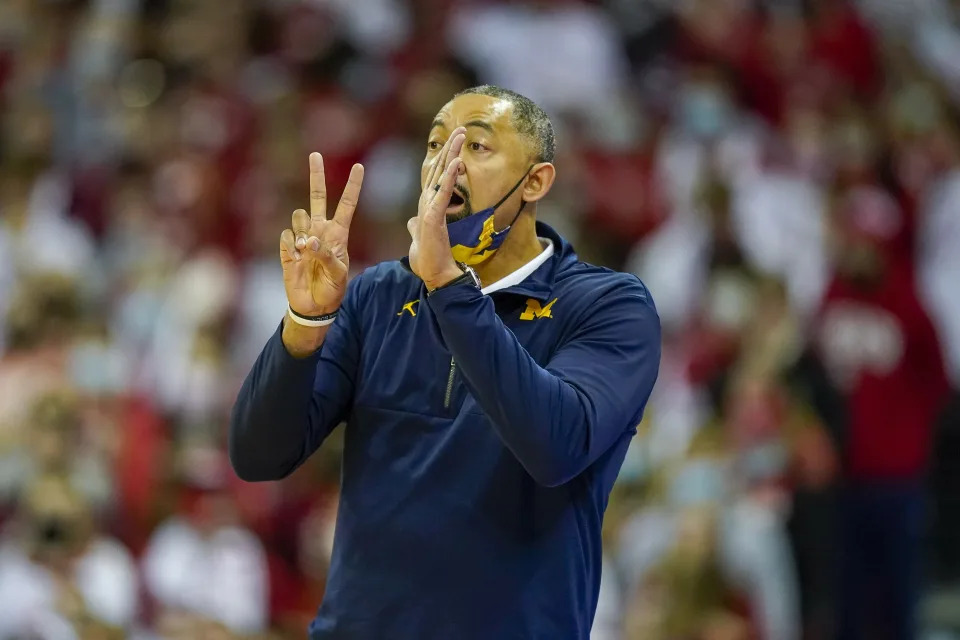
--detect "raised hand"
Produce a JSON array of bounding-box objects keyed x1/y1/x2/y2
[
  {"x1": 281, "y1": 153, "x2": 364, "y2": 317},
  {"x1": 408, "y1": 127, "x2": 466, "y2": 290}
]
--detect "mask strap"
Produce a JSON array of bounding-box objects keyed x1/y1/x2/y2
[
  {"x1": 491, "y1": 164, "x2": 535, "y2": 228},
  {"x1": 490, "y1": 165, "x2": 534, "y2": 212},
  {"x1": 504, "y1": 199, "x2": 527, "y2": 229}
]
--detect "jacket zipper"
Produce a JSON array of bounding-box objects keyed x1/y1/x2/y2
[{"x1": 444, "y1": 357, "x2": 457, "y2": 409}]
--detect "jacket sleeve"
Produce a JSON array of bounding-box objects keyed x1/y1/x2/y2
[
  {"x1": 228, "y1": 277, "x2": 364, "y2": 482},
  {"x1": 426, "y1": 278, "x2": 661, "y2": 487}
]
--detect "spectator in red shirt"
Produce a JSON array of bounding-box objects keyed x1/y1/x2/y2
[
  {"x1": 807, "y1": 0, "x2": 881, "y2": 98},
  {"x1": 813, "y1": 186, "x2": 950, "y2": 639}
]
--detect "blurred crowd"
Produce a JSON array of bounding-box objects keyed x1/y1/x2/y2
[{"x1": 1, "y1": 0, "x2": 959, "y2": 638}]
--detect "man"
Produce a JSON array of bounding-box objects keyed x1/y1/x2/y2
[
  {"x1": 813, "y1": 186, "x2": 949, "y2": 639},
  {"x1": 229, "y1": 85, "x2": 661, "y2": 639},
  {"x1": 0, "y1": 474, "x2": 139, "y2": 636}
]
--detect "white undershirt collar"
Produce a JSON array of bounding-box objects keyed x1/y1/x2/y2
[{"x1": 480, "y1": 238, "x2": 555, "y2": 295}]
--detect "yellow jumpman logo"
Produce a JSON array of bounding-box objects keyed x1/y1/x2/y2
[{"x1": 397, "y1": 300, "x2": 420, "y2": 317}]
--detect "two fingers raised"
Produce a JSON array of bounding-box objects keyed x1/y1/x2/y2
[
  {"x1": 282, "y1": 154, "x2": 365, "y2": 262},
  {"x1": 311, "y1": 152, "x2": 365, "y2": 229}
]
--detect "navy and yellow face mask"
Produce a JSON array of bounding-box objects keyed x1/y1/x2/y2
[{"x1": 448, "y1": 167, "x2": 532, "y2": 266}]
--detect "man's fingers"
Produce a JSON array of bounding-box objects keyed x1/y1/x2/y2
[
  {"x1": 303, "y1": 235, "x2": 322, "y2": 254},
  {"x1": 280, "y1": 228, "x2": 299, "y2": 261},
  {"x1": 426, "y1": 158, "x2": 461, "y2": 223},
  {"x1": 333, "y1": 163, "x2": 365, "y2": 229},
  {"x1": 406, "y1": 216, "x2": 419, "y2": 241},
  {"x1": 436, "y1": 128, "x2": 465, "y2": 183},
  {"x1": 449, "y1": 132, "x2": 465, "y2": 163},
  {"x1": 432, "y1": 130, "x2": 465, "y2": 193},
  {"x1": 425, "y1": 127, "x2": 465, "y2": 192},
  {"x1": 309, "y1": 153, "x2": 327, "y2": 223},
  {"x1": 428, "y1": 131, "x2": 455, "y2": 187},
  {"x1": 431, "y1": 133, "x2": 465, "y2": 205},
  {"x1": 304, "y1": 234, "x2": 348, "y2": 278},
  {"x1": 424, "y1": 138, "x2": 449, "y2": 189},
  {"x1": 292, "y1": 208, "x2": 311, "y2": 249},
  {"x1": 301, "y1": 235, "x2": 325, "y2": 265}
]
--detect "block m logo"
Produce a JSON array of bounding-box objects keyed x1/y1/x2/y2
[{"x1": 520, "y1": 298, "x2": 557, "y2": 321}]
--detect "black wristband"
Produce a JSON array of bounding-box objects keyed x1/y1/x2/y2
[
  {"x1": 427, "y1": 271, "x2": 473, "y2": 296},
  {"x1": 287, "y1": 305, "x2": 339, "y2": 327}
]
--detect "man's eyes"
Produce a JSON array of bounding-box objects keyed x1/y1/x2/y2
[{"x1": 427, "y1": 140, "x2": 489, "y2": 152}]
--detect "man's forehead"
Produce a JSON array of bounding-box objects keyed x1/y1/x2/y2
[{"x1": 431, "y1": 94, "x2": 514, "y2": 131}]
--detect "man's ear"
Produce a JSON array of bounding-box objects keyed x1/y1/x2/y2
[{"x1": 522, "y1": 163, "x2": 556, "y2": 204}]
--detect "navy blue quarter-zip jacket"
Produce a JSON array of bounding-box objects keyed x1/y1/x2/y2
[{"x1": 229, "y1": 222, "x2": 661, "y2": 640}]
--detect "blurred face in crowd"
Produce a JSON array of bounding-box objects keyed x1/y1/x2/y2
[
  {"x1": 679, "y1": 68, "x2": 734, "y2": 140},
  {"x1": 175, "y1": 481, "x2": 238, "y2": 537},
  {"x1": 892, "y1": 102, "x2": 959, "y2": 194},
  {"x1": 833, "y1": 187, "x2": 901, "y2": 285},
  {"x1": 20, "y1": 476, "x2": 93, "y2": 570},
  {"x1": 29, "y1": 393, "x2": 79, "y2": 471},
  {"x1": 832, "y1": 115, "x2": 880, "y2": 183},
  {"x1": 31, "y1": 420, "x2": 71, "y2": 471},
  {"x1": 835, "y1": 219, "x2": 889, "y2": 285},
  {"x1": 725, "y1": 374, "x2": 784, "y2": 442},
  {"x1": 422, "y1": 93, "x2": 545, "y2": 228},
  {"x1": 673, "y1": 506, "x2": 718, "y2": 567},
  {"x1": 784, "y1": 104, "x2": 830, "y2": 180},
  {"x1": 838, "y1": 237, "x2": 884, "y2": 283}
]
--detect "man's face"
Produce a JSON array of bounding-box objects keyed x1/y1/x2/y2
[
  {"x1": 422, "y1": 94, "x2": 533, "y2": 225},
  {"x1": 837, "y1": 237, "x2": 884, "y2": 285}
]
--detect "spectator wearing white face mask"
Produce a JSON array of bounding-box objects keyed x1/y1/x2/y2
[
  {"x1": 141, "y1": 445, "x2": 268, "y2": 634},
  {"x1": 0, "y1": 475, "x2": 139, "y2": 638}
]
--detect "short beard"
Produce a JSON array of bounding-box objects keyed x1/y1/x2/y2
[
  {"x1": 444, "y1": 193, "x2": 472, "y2": 224},
  {"x1": 445, "y1": 207, "x2": 472, "y2": 224}
]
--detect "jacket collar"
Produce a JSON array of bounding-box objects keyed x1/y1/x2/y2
[{"x1": 399, "y1": 221, "x2": 576, "y2": 301}]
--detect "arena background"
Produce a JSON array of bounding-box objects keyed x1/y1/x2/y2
[{"x1": 1, "y1": 0, "x2": 959, "y2": 638}]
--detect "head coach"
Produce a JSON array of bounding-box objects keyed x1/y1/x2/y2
[{"x1": 229, "y1": 85, "x2": 662, "y2": 639}]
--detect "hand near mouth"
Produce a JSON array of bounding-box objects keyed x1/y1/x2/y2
[{"x1": 409, "y1": 127, "x2": 468, "y2": 290}]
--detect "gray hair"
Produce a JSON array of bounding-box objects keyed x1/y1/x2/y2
[{"x1": 454, "y1": 85, "x2": 556, "y2": 163}]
